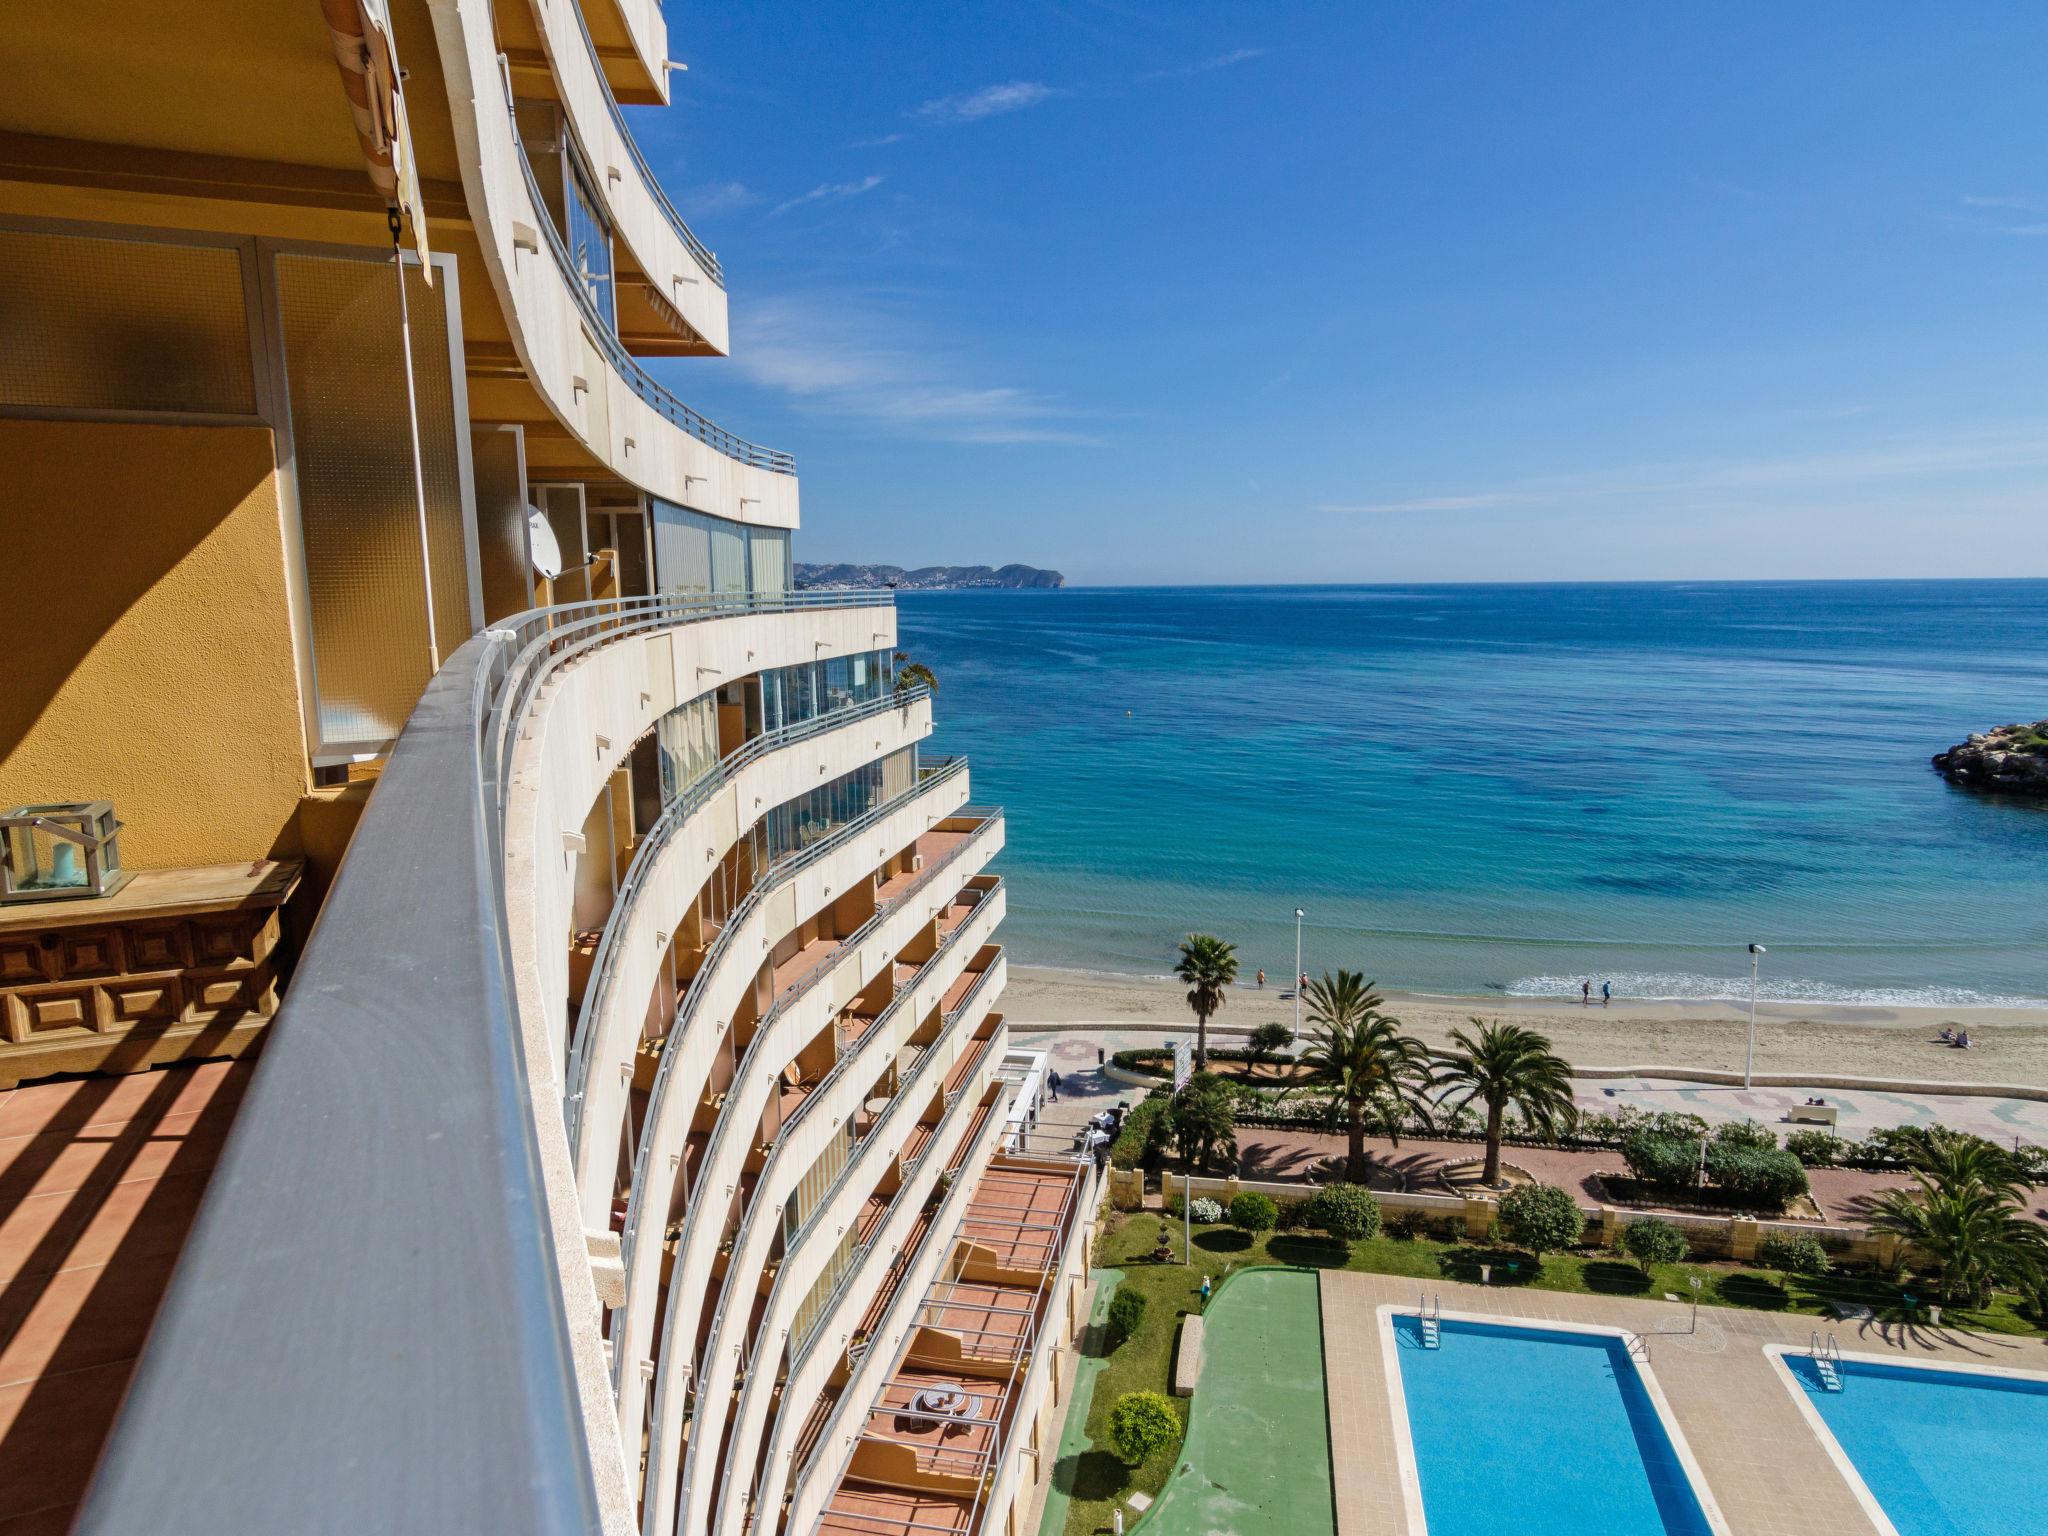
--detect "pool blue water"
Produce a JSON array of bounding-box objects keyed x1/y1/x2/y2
[
  {"x1": 901, "y1": 582, "x2": 2048, "y2": 1003},
  {"x1": 1784, "y1": 1354, "x2": 2048, "y2": 1536},
  {"x1": 1390, "y1": 1316, "x2": 1715, "y2": 1536}
]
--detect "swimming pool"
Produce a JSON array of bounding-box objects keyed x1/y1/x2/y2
[
  {"x1": 1772, "y1": 1348, "x2": 2048, "y2": 1536},
  {"x1": 1384, "y1": 1311, "x2": 1725, "y2": 1536}
]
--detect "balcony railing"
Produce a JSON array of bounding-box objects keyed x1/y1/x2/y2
[
  {"x1": 692, "y1": 942, "x2": 1005, "y2": 1522},
  {"x1": 614, "y1": 757, "x2": 972, "y2": 1377},
  {"x1": 501, "y1": 58, "x2": 792, "y2": 474},
  {"x1": 564, "y1": 0, "x2": 723, "y2": 286},
  {"x1": 69, "y1": 589, "x2": 888, "y2": 1536},
  {"x1": 562, "y1": 685, "x2": 931, "y2": 1150}
]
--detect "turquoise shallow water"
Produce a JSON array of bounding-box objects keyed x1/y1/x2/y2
[
  {"x1": 1391, "y1": 1317, "x2": 1715, "y2": 1536},
  {"x1": 899, "y1": 581, "x2": 2048, "y2": 1006},
  {"x1": 1784, "y1": 1355, "x2": 2047, "y2": 1536}
]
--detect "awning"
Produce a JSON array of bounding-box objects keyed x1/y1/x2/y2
[{"x1": 321, "y1": 0, "x2": 431, "y2": 271}]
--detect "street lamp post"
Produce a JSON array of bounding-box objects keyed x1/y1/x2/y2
[
  {"x1": 1745, "y1": 943, "x2": 1767, "y2": 1089},
  {"x1": 1293, "y1": 908, "x2": 1306, "y2": 1041}
]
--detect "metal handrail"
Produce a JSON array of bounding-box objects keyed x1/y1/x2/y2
[
  {"x1": 777, "y1": 1052, "x2": 1013, "y2": 1510},
  {"x1": 627, "y1": 794, "x2": 994, "y2": 1383},
  {"x1": 501, "y1": 59, "x2": 792, "y2": 474},
  {"x1": 562, "y1": 685, "x2": 928, "y2": 1149},
  {"x1": 615, "y1": 756, "x2": 971, "y2": 1380},
  {"x1": 699, "y1": 954, "x2": 1005, "y2": 1525},
  {"x1": 71, "y1": 588, "x2": 886, "y2": 1536},
  {"x1": 561, "y1": 0, "x2": 724, "y2": 285},
  {"x1": 807, "y1": 1157, "x2": 1087, "y2": 1536}
]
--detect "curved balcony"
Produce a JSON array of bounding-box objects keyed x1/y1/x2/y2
[
  {"x1": 696, "y1": 957, "x2": 1008, "y2": 1536},
  {"x1": 530, "y1": 0, "x2": 726, "y2": 351},
  {"x1": 69, "y1": 589, "x2": 889, "y2": 1536},
  {"x1": 562, "y1": 689, "x2": 934, "y2": 1214},
  {"x1": 774, "y1": 1068, "x2": 1016, "y2": 1533},
  {"x1": 579, "y1": 0, "x2": 667, "y2": 107},
  {"x1": 608, "y1": 770, "x2": 988, "y2": 1467},
  {"x1": 430, "y1": 0, "x2": 795, "y2": 522},
  {"x1": 679, "y1": 925, "x2": 1006, "y2": 1525}
]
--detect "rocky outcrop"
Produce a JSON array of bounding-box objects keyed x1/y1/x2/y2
[
  {"x1": 793, "y1": 562, "x2": 1064, "y2": 591},
  {"x1": 1932, "y1": 720, "x2": 2048, "y2": 797}
]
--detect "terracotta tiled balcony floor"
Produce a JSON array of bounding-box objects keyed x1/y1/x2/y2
[{"x1": 0, "y1": 1059, "x2": 251, "y2": 1534}]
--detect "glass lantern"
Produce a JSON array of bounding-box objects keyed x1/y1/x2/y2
[{"x1": 0, "y1": 802, "x2": 131, "y2": 904}]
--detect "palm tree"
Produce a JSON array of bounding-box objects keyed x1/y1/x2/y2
[
  {"x1": 1896, "y1": 1126, "x2": 2027, "y2": 1200},
  {"x1": 1431, "y1": 1019, "x2": 1578, "y2": 1188},
  {"x1": 1173, "y1": 1073, "x2": 1239, "y2": 1174},
  {"x1": 1295, "y1": 970, "x2": 1432, "y2": 1184},
  {"x1": 892, "y1": 652, "x2": 938, "y2": 696},
  {"x1": 1173, "y1": 934, "x2": 1238, "y2": 1071},
  {"x1": 1871, "y1": 1179, "x2": 2047, "y2": 1308}
]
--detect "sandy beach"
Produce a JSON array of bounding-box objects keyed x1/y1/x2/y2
[{"x1": 1005, "y1": 964, "x2": 2048, "y2": 1086}]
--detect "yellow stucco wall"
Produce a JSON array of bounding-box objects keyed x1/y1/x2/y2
[{"x1": 0, "y1": 419, "x2": 310, "y2": 869}]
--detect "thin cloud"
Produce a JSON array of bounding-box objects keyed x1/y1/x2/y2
[
  {"x1": 1961, "y1": 194, "x2": 2041, "y2": 212},
  {"x1": 1322, "y1": 424, "x2": 2048, "y2": 515},
  {"x1": 683, "y1": 180, "x2": 758, "y2": 218},
  {"x1": 768, "y1": 174, "x2": 885, "y2": 218},
  {"x1": 1319, "y1": 494, "x2": 1520, "y2": 514},
  {"x1": 912, "y1": 81, "x2": 1061, "y2": 125},
  {"x1": 732, "y1": 293, "x2": 1098, "y2": 445},
  {"x1": 1138, "y1": 47, "x2": 1267, "y2": 83},
  {"x1": 845, "y1": 132, "x2": 907, "y2": 149}
]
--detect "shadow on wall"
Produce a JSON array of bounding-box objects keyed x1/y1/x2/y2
[{"x1": 0, "y1": 419, "x2": 309, "y2": 870}]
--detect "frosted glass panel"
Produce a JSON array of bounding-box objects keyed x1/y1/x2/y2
[
  {"x1": 748, "y1": 528, "x2": 790, "y2": 595},
  {"x1": 0, "y1": 227, "x2": 255, "y2": 415},
  {"x1": 651, "y1": 498, "x2": 711, "y2": 594},
  {"x1": 276, "y1": 251, "x2": 472, "y2": 751},
  {"x1": 709, "y1": 519, "x2": 747, "y2": 594}
]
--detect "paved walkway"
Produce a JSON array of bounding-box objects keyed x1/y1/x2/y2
[
  {"x1": 1319, "y1": 1269, "x2": 2048, "y2": 1536},
  {"x1": 1139, "y1": 1267, "x2": 1335, "y2": 1536},
  {"x1": 1012, "y1": 1028, "x2": 2048, "y2": 1149},
  {"x1": 1034, "y1": 1269, "x2": 1121, "y2": 1536}
]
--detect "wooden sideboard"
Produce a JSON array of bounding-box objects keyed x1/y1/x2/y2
[{"x1": 0, "y1": 859, "x2": 302, "y2": 1088}]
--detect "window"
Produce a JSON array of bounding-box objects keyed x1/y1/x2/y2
[{"x1": 563, "y1": 156, "x2": 615, "y2": 329}]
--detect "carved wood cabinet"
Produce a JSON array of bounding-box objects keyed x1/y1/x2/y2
[{"x1": 0, "y1": 860, "x2": 301, "y2": 1088}]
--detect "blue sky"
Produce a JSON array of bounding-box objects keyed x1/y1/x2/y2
[{"x1": 637, "y1": 3, "x2": 2048, "y2": 584}]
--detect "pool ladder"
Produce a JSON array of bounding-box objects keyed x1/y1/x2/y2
[
  {"x1": 1810, "y1": 1332, "x2": 1844, "y2": 1392},
  {"x1": 1419, "y1": 1293, "x2": 1442, "y2": 1349}
]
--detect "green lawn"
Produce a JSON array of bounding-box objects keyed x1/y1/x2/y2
[{"x1": 1050, "y1": 1209, "x2": 2046, "y2": 1536}]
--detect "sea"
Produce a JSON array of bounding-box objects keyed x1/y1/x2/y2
[{"x1": 897, "y1": 580, "x2": 2048, "y2": 1009}]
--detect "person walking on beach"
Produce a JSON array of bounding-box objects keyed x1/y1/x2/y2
[
  {"x1": 1581, "y1": 979, "x2": 1591, "y2": 1006},
  {"x1": 1048, "y1": 1070, "x2": 1062, "y2": 1103},
  {"x1": 1601, "y1": 981, "x2": 1611, "y2": 1007},
  {"x1": 1256, "y1": 969, "x2": 1266, "y2": 989}
]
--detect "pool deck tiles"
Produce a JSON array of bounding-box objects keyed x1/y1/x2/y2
[{"x1": 1319, "y1": 1269, "x2": 2048, "y2": 1536}]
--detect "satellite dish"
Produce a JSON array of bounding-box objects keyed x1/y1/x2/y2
[{"x1": 527, "y1": 506, "x2": 563, "y2": 578}]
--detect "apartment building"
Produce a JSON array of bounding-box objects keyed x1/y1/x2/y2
[{"x1": 0, "y1": 4, "x2": 1090, "y2": 1534}]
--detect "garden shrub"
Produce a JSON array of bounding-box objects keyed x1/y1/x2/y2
[
  {"x1": 1106, "y1": 1286, "x2": 1147, "y2": 1347},
  {"x1": 1107, "y1": 1390, "x2": 1180, "y2": 1464},
  {"x1": 1386, "y1": 1208, "x2": 1429, "y2": 1241},
  {"x1": 1705, "y1": 1142, "x2": 1808, "y2": 1211},
  {"x1": 1712, "y1": 1119, "x2": 1780, "y2": 1152},
  {"x1": 1495, "y1": 1183, "x2": 1585, "y2": 1255},
  {"x1": 1273, "y1": 1196, "x2": 1314, "y2": 1231},
  {"x1": 1188, "y1": 1197, "x2": 1223, "y2": 1223},
  {"x1": 1228, "y1": 1191, "x2": 1278, "y2": 1232},
  {"x1": 1110, "y1": 1094, "x2": 1173, "y2": 1170},
  {"x1": 1619, "y1": 1216, "x2": 1688, "y2": 1271},
  {"x1": 1621, "y1": 1129, "x2": 1704, "y2": 1192},
  {"x1": 1758, "y1": 1232, "x2": 1831, "y2": 1276},
  {"x1": 1305, "y1": 1183, "x2": 1383, "y2": 1243},
  {"x1": 1784, "y1": 1129, "x2": 1848, "y2": 1167}
]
